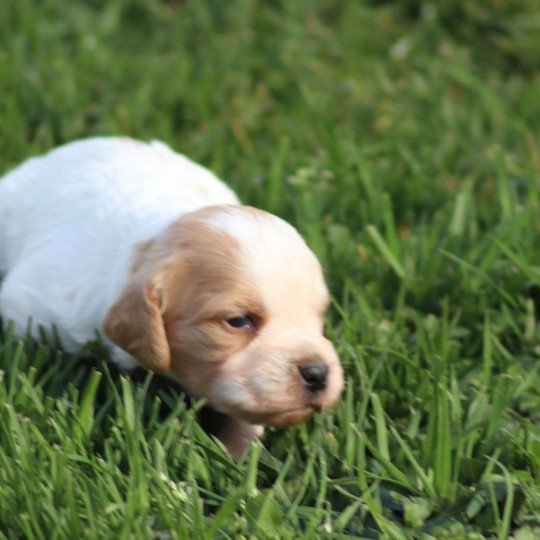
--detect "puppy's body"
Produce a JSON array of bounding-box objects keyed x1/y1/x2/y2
[
  {"x1": 0, "y1": 138, "x2": 237, "y2": 357},
  {"x1": 0, "y1": 138, "x2": 343, "y2": 456}
]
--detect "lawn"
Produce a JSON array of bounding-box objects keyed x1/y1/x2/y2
[{"x1": 1, "y1": 0, "x2": 539, "y2": 537}]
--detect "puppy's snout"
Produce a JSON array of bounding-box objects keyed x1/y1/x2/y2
[{"x1": 298, "y1": 362, "x2": 328, "y2": 393}]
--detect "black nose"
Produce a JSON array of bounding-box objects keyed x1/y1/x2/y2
[{"x1": 299, "y1": 362, "x2": 328, "y2": 393}]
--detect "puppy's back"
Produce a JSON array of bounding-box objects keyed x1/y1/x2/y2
[
  {"x1": 0, "y1": 137, "x2": 238, "y2": 269},
  {"x1": 0, "y1": 137, "x2": 239, "y2": 348}
]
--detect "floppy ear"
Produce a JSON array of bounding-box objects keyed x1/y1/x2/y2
[{"x1": 104, "y1": 269, "x2": 170, "y2": 373}]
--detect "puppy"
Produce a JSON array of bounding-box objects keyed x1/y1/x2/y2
[{"x1": 0, "y1": 138, "x2": 343, "y2": 457}]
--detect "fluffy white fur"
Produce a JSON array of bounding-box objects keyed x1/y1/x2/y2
[
  {"x1": 0, "y1": 138, "x2": 237, "y2": 355},
  {"x1": 0, "y1": 137, "x2": 343, "y2": 457}
]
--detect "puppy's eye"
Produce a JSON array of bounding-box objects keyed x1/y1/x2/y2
[{"x1": 226, "y1": 316, "x2": 255, "y2": 329}]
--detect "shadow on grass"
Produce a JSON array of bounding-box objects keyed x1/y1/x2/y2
[{"x1": 0, "y1": 317, "x2": 230, "y2": 454}]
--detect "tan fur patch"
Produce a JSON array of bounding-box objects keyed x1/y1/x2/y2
[{"x1": 104, "y1": 204, "x2": 343, "y2": 428}]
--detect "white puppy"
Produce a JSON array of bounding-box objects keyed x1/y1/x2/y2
[{"x1": 0, "y1": 138, "x2": 343, "y2": 456}]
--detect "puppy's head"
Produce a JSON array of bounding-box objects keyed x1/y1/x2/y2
[{"x1": 105, "y1": 205, "x2": 343, "y2": 427}]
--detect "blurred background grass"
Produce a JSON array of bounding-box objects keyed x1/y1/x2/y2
[{"x1": 1, "y1": 0, "x2": 540, "y2": 537}]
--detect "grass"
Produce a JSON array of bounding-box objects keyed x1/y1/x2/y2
[{"x1": 1, "y1": 0, "x2": 540, "y2": 537}]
